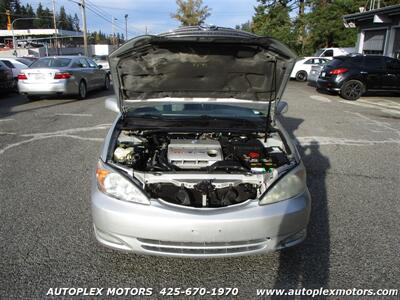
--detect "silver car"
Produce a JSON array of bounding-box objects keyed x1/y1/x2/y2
[
  {"x1": 18, "y1": 56, "x2": 110, "y2": 100},
  {"x1": 92, "y1": 26, "x2": 311, "y2": 257}
]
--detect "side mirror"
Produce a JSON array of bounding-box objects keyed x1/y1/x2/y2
[
  {"x1": 105, "y1": 97, "x2": 119, "y2": 113},
  {"x1": 276, "y1": 101, "x2": 288, "y2": 115},
  {"x1": 97, "y1": 65, "x2": 103, "y2": 69}
]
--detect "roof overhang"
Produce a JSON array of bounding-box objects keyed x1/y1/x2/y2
[{"x1": 343, "y1": 4, "x2": 400, "y2": 26}]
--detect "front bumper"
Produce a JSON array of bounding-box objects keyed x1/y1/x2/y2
[
  {"x1": 91, "y1": 185, "x2": 311, "y2": 258},
  {"x1": 18, "y1": 80, "x2": 77, "y2": 95}
]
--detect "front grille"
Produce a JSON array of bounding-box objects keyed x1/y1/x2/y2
[{"x1": 137, "y1": 238, "x2": 269, "y2": 255}]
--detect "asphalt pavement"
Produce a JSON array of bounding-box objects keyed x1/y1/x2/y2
[{"x1": 0, "y1": 82, "x2": 399, "y2": 299}]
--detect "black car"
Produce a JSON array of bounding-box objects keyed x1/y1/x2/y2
[
  {"x1": 0, "y1": 60, "x2": 14, "y2": 93},
  {"x1": 317, "y1": 55, "x2": 400, "y2": 100}
]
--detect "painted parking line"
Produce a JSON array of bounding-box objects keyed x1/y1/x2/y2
[
  {"x1": 310, "y1": 95, "x2": 331, "y2": 102},
  {"x1": 339, "y1": 100, "x2": 400, "y2": 115},
  {"x1": 0, "y1": 119, "x2": 15, "y2": 122},
  {"x1": 358, "y1": 99, "x2": 400, "y2": 109},
  {"x1": 297, "y1": 136, "x2": 400, "y2": 146},
  {"x1": 55, "y1": 113, "x2": 93, "y2": 117},
  {"x1": 0, "y1": 124, "x2": 111, "y2": 156},
  {"x1": 345, "y1": 111, "x2": 400, "y2": 137}
]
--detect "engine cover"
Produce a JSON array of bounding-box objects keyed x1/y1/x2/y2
[{"x1": 168, "y1": 139, "x2": 223, "y2": 169}]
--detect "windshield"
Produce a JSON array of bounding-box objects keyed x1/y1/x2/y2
[
  {"x1": 93, "y1": 55, "x2": 107, "y2": 61},
  {"x1": 15, "y1": 58, "x2": 31, "y2": 66},
  {"x1": 314, "y1": 49, "x2": 324, "y2": 57},
  {"x1": 128, "y1": 104, "x2": 264, "y2": 119},
  {"x1": 30, "y1": 58, "x2": 71, "y2": 68}
]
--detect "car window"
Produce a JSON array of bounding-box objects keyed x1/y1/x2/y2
[
  {"x1": 315, "y1": 59, "x2": 327, "y2": 65},
  {"x1": 1, "y1": 60, "x2": 14, "y2": 68},
  {"x1": 327, "y1": 58, "x2": 345, "y2": 67},
  {"x1": 15, "y1": 58, "x2": 30, "y2": 66},
  {"x1": 30, "y1": 58, "x2": 71, "y2": 68},
  {"x1": 86, "y1": 58, "x2": 98, "y2": 68},
  {"x1": 321, "y1": 50, "x2": 333, "y2": 57},
  {"x1": 385, "y1": 57, "x2": 400, "y2": 70},
  {"x1": 93, "y1": 55, "x2": 107, "y2": 61},
  {"x1": 304, "y1": 59, "x2": 314, "y2": 64},
  {"x1": 79, "y1": 58, "x2": 89, "y2": 68},
  {"x1": 363, "y1": 56, "x2": 385, "y2": 70}
]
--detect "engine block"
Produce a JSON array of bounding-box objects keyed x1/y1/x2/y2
[{"x1": 167, "y1": 139, "x2": 223, "y2": 169}]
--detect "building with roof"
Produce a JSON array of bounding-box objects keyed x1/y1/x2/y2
[
  {"x1": 0, "y1": 28, "x2": 83, "y2": 47},
  {"x1": 343, "y1": 4, "x2": 400, "y2": 58}
]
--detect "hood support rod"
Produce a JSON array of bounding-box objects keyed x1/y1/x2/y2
[{"x1": 265, "y1": 60, "x2": 277, "y2": 141}]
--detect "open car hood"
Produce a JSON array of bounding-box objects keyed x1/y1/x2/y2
[{"x1": 109, "y1": 26, "x2": 296, "y2": 115}]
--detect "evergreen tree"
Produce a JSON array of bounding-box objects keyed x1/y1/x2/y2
[
  {"x1": 171, "y1": 0, "x2": 211, "y2": 26},
  {"x1": 252, "y1": 0, "x2": 294, "y2": 49}
]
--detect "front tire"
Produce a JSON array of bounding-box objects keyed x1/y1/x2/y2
[
  {"x1": 27, "y1": 95, "x2": 40, "y2": 101},
  {"x1": 340, "y1": 80, "x2": 364, "y2": 100},
  {"x1": 78, "y1": 80, "x2": 87, "y2": 99},
  {"x1": 103, "y1": 75, "x2": 110, "y2": 90},
  {"x1": 295, "y1": 71, "x2": 307, "y2": 81}
]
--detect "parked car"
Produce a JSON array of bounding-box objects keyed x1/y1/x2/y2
[
  {"x1": 93, "y1": 55, "x2": 110, "y2": 72},
  {"x1": 290, "y1": 57, "x2": 330, "y2": 81},
  {"x1": 92, "y1": 26, "x2": 311, "y2": 257},
  {"x1": 18, "y1": 56, "x2": 110, "y2": 100},
  {"x1": 1, "y1": 57, "x2": 31, "y2": 89},
  {"x1": 0, "y1": 60, "x2": 14, "y2": 93},
  {"x1": 317, "y1": 55, "x2": 400, "y2": 100},
  {"x1": 314, "y1": 47, "x2": 355, "y2": 58},
  {"x1": 308, "y1": 61, "x2": 329, "y2": 86}
]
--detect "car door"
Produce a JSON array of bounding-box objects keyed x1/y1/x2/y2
[
  {"x1": 86, "y1": 58, "x2": 104, "y2": 88},
  {"x1": 383, "y1": 57, "x2": 400, "y2": 91},
  {"x1": 361, "y1": 56, "x2": 385, "y2": 90},
  {"x1": 78, "y1": 58, "x2": 96, "y2": 90}
]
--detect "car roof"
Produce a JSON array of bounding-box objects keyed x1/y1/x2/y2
[{"x1": 37, "y1": 56, "x2": 87, "y2": 60}]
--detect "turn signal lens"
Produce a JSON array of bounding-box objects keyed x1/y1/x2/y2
[
  {"x1": 54, "y1": 72, "x2": 71, "y2": 79},
  {"x1": 329, "y1": 68, "x2": 348, "y2": 75},
  {"x1": 17, "y1": 73, "x2": 27, "y2": 80},
  {"x1": 96, "y1": 165, "x2": 111, "y2": 191}
]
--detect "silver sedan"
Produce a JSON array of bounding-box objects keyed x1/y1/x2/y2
[
  {"x1": 91, "y1": 27, "x2": 311, "y2": 258},
  {"x1": 18, "y1": 56, "x2": 110, "y2": 100}
]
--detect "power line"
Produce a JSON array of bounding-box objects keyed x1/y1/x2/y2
[
  {"x1": 84, "y1": 5, "x2": 138, "y2": 35},
  {"x1": 85, "y1": 0, "x2": 135, "y2": 34}
]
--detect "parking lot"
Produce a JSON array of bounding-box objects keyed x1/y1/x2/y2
[{"x1": 1, "y1": 81, "x2": 399, "y2": 298}]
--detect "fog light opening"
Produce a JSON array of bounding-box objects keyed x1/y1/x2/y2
[
  {"x1": 279, "y1": 228, "x2": 307, "y2": 248},
  {"x1": 94, "y1": 226, "x2": 124, "y2": 246}
]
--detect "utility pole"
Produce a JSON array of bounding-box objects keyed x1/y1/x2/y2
[
  {"x1": 80, "y1": 0, "x2": 88, "y2": 56},
  {"x1": 52, "y1": 0, "x2": 58, "y2": 55},
  {"x1": 112, "y1": 17, "x2": 118, "y2": 46},
  {"x1": 112, "y1": 17, "x2": 115, "y2": 45},
  {"x1": 6, "y1": 10, "x2": 11, "y2": 30},
  {"x1": 124, "y1": 14, "x2": 128, "y2": 41}
]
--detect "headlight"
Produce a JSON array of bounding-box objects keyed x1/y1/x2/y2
[
  {"x1": 96, "y1": 162, "x2": 150, "y2": 205},
  {"x1": 259, "y1": 165, "x2": 306, "y2": 205}
]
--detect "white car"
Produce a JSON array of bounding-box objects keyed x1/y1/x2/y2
[
  {"x1": 290, "y1": 57, "x2": 330, "y2": 81},
  {"x1": 1, "y1": 57, "x2": 31, "y2": 88}
]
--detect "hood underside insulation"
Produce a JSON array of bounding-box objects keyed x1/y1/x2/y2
[{"x1": 116, "y1": 42, "x2": 288, "y2": 101}]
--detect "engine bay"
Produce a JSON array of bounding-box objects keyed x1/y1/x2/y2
[{"x1": 109, "y1": 129, "x2": 293, "y2": 208}]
